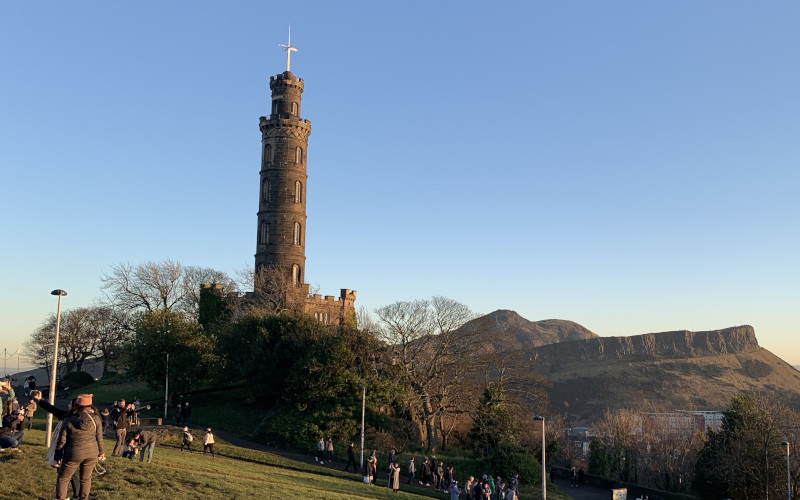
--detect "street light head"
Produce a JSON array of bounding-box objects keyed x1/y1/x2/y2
[
  {"x1": 534, "y1": 415, "x2": 544, "y2": 421},
  {"x1": 50, "y1": 289, "x2": 67, "y2": 296}
]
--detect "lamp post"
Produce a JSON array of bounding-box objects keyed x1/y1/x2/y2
[
  {"x1": 46, "y1": 289, "x2": 67, "y2": 447},
  {"x1": 360, "y1": 385, "x2": 366, "y2": 470},
  {"x1": 534, "y1": 415, "x2": 546, "y2": 500},
  {"x1": 782, "y1": 441, "x2": 792, "y2": 500},
  {"x1": 161, "y1": 351, "x2": 169, "y2": 421}
]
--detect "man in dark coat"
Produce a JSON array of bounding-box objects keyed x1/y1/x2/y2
[
  {"x1": 110, "y1": 400, "x2": 134, "y2": 456},
  {"x1": 134, "y1": 428, "x2": 157, "y2": 463},
  {"x1": 345, "y1": 442, "x2": 357, "y2": 472}
]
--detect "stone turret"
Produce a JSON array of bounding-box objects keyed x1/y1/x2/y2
[{"x1": 255, "y1": 71, "x2": 311, "y2": 285}]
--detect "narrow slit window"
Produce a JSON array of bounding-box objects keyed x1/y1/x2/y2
[{"x1": 294, "y1": 181, "x2": 302, "y2": 203}]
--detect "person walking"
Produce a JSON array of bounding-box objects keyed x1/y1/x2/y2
[
  {"x1": 181, "y1": 426, "x2": 194, "y2": 452},
  {"x1": 407, "y1": 457, "x2": 416, "y2": 484},
  {"x1": 203, "y1": 428, "x2": 215, "y2": 457},
  {"x1": 345, "y1": 442, "x2": 357, "y2": 472},
  {"x1": 53, "y1": 394, "x2": 105, "y2": 500}
]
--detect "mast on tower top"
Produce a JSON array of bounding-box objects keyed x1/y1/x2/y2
[{"x1": 278, "y1": 26, "x2": 298, "y2": 72}]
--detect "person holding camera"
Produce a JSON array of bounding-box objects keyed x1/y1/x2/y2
[
  {"x1": 110, "y1": 400, "x2": 134, "y2": 456},
  {"x1": 23, "y1": 393, "x2": 38, "y2": 430}
]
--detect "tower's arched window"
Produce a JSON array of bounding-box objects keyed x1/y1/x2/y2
[
  {"x1": 261, "y1": 178, "x2": 270, "y2": 202},
  {"x1": 292, "y1": 264, "x2": 300, "y2": 285},
  {"x1": 294, "y1": 181, "x2": 302, "y2": 204},
  {"x1": 259, "y1": 221, "x2": 269, "y2": 245},
  {"x1": 264, "y1": 144, "x2": 272, "y2": 164},
  {"x1": 293, "y1": 222, "x2": 302, "y2": 245},
  {"x1": 272, "y1": 100, "x2": 280, "y2": 115},
  {"x1": 291, "y1": 102, "x2": 298, "y2": 115},
  {"x1": 295, "y1": 146, "x2": 303, "y2": 164}
]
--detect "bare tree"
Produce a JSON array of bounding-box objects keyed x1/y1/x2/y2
[
  {"x1": 232, "y1": 265, "x2": 312, "y2": 317},
  {"x1": 88, "y1": 306, "x2": 133, "y2": 375},
  {"x1": 181, "y1": 266, "x2": 238, "y2": 319},
  {"x1": 375, "y1": 296, "x2": 482, "y2": 452},
  {"x1": 101, "y1": 260, "x2": 235, "y2": 321}
]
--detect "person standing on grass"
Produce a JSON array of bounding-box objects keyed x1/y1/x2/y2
[
  {"x1": 389, "y1": 461, "x2": 400, "y2": 492},
  {"x1": 345, "y1": 442, "x2": 357, "y2": 472},
  {"x1": 110, "y1": 399, "x2": 134, "y2": 456},
  {"x1": 175, "y1": 403, "x2": 183, "y2": 426},
  {"x1": 53, "y1": 393, "x2": 105, "y2": 500},
  {"x1": 203, "y1": 427, "x2": 215, "y2": 457},
  {"x1": 325, "y1": 437, "x2": 334, "y2": 461},
  {"x1": 366, "y1": 450, "x2": 377, "y2": 485},
  {"x1": 23, "y1": 396, "x2": 37, "y2": 430},
  {"x1": 134, "y1": 428, "x2": 157, "y2": 463},
  {"x1": 181, "y1": 426, "x2": 194, "y2": 452},
  {"x1": 407, "y1": 457, "x2": 416, "y2": 484},
  {"x1": 31, "y1": 392, "x2": 80, "y2": 498}
]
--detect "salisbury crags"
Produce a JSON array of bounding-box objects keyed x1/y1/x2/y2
[{"x1": 532, "y1": 325, "x2": 760, "y2": 367}]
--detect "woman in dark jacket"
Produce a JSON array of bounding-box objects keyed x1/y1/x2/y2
[{"x1": 53, "y1": 393, "x2": 105, "y2": 500}]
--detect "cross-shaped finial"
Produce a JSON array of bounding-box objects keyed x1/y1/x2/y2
[{"x1": 279, "y1": 26, "x2": 298, "y2": 72}]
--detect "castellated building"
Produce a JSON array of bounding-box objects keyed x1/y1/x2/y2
[{"x1": 253, "y1": 69, "x2": 356, "y2": 325}]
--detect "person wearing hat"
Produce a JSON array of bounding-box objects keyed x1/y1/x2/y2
[
  {"x1": 53, "y1": 393, "x2": 104, "y2": 500},
  {"x1": 203, "y1": 428, "x2": 215, "y2": 457},
  {"x1": 181, "y1": 426, "x2": 194, "y2": 453}
]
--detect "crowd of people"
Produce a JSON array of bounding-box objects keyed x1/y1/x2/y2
[{"x1": 321, "y1": 439, "x2": 521, "y2": 499}]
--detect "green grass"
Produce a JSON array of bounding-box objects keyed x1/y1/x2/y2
[
  {"x1": 55, "y1": 376, "x2": 571, "y2": 499},
  {"x1": 2, "y1": 430, "x2": 441, "y2": 500}
]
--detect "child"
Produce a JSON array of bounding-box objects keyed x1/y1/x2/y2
[
  {"x1": 122, "y1": 436, "x2": 139, "y2": 459},
  {"x1": 181, "y1": 426, "x2": 194, "y2": 452},
  {"x1": 203, "y1": 428, "x2": 215, "y2": 457}
]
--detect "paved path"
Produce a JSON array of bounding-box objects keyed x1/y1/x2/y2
[{"x1": 554, "y1": 477, "x2": 616, "y2": 500}]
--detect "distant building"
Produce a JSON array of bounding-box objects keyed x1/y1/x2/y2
[{"x1": 642, "y1": 410, "x2": 723, "y2": 436}]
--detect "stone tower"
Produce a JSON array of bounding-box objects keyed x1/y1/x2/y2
[{"x1": 255, "y1": 70, "x2": 310, "y2": 285}]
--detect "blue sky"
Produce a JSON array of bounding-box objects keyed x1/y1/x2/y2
[{"x1": 1, "y1": 1, "x2": 798, "y2": 371}]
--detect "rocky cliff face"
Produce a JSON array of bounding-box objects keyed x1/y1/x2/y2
[{"x1": 533, "y1": 325, "x2": 759, "y2": 366}]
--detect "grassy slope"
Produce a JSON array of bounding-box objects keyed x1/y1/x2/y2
[
  {"x1": 46, "y1": 377, "x2": 571, "y2": 500},
  {"x1": 2, "y1": 430, "x2": 438, "y2": 500}
]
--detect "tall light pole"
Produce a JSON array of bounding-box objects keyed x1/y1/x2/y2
[
  {"x1": 46, "y1": 289, "x2": 67, "y2": 447},
  {"x1": 782, "y1": 441, "x2": 792, "y2": 500},
  {"x1": 161, "y1": 351, "x2": 169, "y2": 422},
  {"x1": 534, "y1": 415, "x2": 546, "y2": 500},
  {"x1": 360, "y1": 385, "x2": 366, "y2": 470}
]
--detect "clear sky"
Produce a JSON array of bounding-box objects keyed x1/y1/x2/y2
[{"x1": 1, "y1": 1, "x2": 798, "y2": 371}]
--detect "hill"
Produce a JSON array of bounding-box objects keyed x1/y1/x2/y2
[
  {"x1": 465, "y1": 312, "x2": 800, "y2": 425},
  {"x1": 530, "y1": 325, "x2": 800, "y2": 424},
  {"x1": 464, "y1": 309, "x2": 598, "y2": 349}
]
